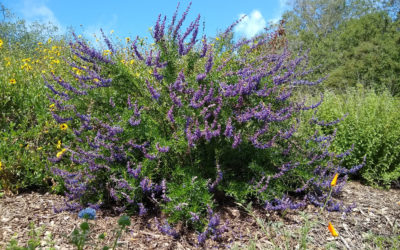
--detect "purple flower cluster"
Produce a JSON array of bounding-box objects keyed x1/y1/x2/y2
[
  {"x1": 197, "y1": 207, "x2": 229, "y2": 245},
  {"x1": 155, "y1": 218, "x2": 179, "y2": 239}
]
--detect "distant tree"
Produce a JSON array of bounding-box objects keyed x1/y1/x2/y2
[
  {"x1": 282, "y1": 0, "x2": 381, "y2": 49},
  {"x1": 0, "y1": 3, "x2": 61, "y2": 51},
  {"x1": 282, "y1": 0, "x2": 400, "y2": 94},
  {"x1": 321, "y1": 12, "x2": 400, "y2": 93}
]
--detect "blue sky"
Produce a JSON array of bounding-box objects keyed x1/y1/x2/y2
[{"x1": 3, "y1": 0, "x2": 289, "y2": 41}]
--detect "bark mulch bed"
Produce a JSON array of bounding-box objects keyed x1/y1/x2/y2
[{"x1": 1, "y1": 181, "x2": 399, "y2": 249}]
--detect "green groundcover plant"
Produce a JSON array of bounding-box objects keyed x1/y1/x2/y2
[{"x1": 46, "y1": 2, "x2": 364, "y2": 244}]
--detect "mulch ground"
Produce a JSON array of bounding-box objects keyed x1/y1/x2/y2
[{"x1": 1, "y1": 181, "x2": 399, "y2": 249}]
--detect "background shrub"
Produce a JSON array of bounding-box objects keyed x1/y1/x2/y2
[
  {"x1": 0, "y1": 6, "x2": 71, "y2": 192},
  {"x1": 299, "y1": 88, "x2": 400, "y2": 187}
]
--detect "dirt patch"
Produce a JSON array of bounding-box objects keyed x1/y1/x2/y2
[{"x1": 1, "y1": 181, "x2": 399, "y2": 249}]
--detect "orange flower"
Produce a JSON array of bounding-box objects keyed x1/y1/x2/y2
[
  {"x1": 328, "y1": 222, "x2": 339, "y2": 237},
  {"x1": 331, "y1": 173, "x2": 339, "y2": 187}
]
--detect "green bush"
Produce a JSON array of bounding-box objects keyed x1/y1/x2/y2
[
  {"x1": 302, "y1": 88, "x2": 400, "y2": 187},
  {"x1": 0, "y1": 15, "x2": 73, "y2": 192}
]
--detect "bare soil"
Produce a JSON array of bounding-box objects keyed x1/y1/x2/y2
[{"x1": 1, "y1": 181, "x2": 399, "y2": 249}]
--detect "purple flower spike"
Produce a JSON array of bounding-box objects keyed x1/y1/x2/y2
[{"x1": 146, "y1": 80, "x2": 161, "y2": 100}]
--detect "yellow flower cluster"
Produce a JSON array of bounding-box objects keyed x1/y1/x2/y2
[
  {"x1": 103, "y1": 50, "x2": 111, "y2": 56},
  {"x1": 72, "y1": 67, "x2": 83, "y2": 76},
  {"x1": 0, "y1": 38, "x2": 3, "y2": 49},
  {"x1": 4, "y1": 57, "x2": 11, "y2": 67},
  {"x1": 49, "y1": 103, "x2": 56, "y2": 111},
  {"x1": 20, "y1": 58, "x2": 33, "y2": 71}
]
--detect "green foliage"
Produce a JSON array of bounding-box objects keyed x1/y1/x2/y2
[
  {"x1": 319, "y1": 12, "x2": 400, "y2": 94},
  {"x1": 0, "y1": 6, "x2": 71, "y2": 192},
  {"x1": 282, "y1": 0, "x2": 379, "y2": 47},
  {"x1": 161, "y1": 174, "x2": 212, "y2": 230},
  {"x1": 0, "y1": 4, "x2": 62, "y2": 51},
  {"x1": 364, "y1": 224, "x2": 400, "y2": 250},
  {"x1": 6, "y1": 222, "x2": 55, "y2": 250},
  {"x1": 69, "y1": 215, "x2": 130, "y2": 250},
  {"x1": 283, "y1": 0, "x2": 400, "y2": 95},
  {"x1": 301, "y1": 88, "x2": 400, "y2": 187}
]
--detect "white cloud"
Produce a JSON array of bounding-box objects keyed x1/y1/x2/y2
[
  {"x1": 235, "y1": 10, "x2": 267, "y2": 38},
  {"x1": 269, "y1": 0, "x2": 289, "y2": 24},
  {"x1": 20, "y1": 0, "x2": 65, "y2": 34}
]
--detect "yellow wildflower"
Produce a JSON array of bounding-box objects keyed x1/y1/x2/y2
[
  {"x1": 129, "y1": 59, "x2": 135, "y2": 65},
  {"x1": 0, "y1": 38, "x2": 3, "y2": 48},
  {"x1": 57, "y1": 140, "x2": 62, "y2": 149},
  {"x1": 93, "y1": 78, "x2": 100, "y2": 83},
  {"x1": 331, "y1": 173, "x2": 339, "y2": 187},
  {"x1": 216, "y1": 37, "x2": 220, "y2": 41},
  {"x1": 47, "y1": 38, "x2": 52, "y2": 44},
  {"x1": 103, "y1": 50, "x2": 111, "y2": 56},
  {"x1": 73, "y1": 67, "x2": 82, "y2": 76},
  {"x1": 126, "y1": 37, "x2": 130, "y2": 43},
  {"x1": 328, "y1": 222, "x2": 339, "y2": 237},
  {"x1": 21, "y1": 63, "x2": 32, "y2": 71},
  {"x1": 0, "y1": 160, "x2": 2, "y2": 170},
  {"x1": 49, "y1": 103, "x2": 55, "y2": 111},
  {"x1": 60, "y1": 123, "x2": 68, "y2": 130},
  {"x1": 56, "y1": 148, "x2": 67, "y2": 158},
  {"x1": 9, "y1": 78, "x2": 16, "y2": 84}
]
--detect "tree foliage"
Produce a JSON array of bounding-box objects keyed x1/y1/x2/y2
[{"x1": 283, "y1": 0, "x2": 400, "y2": 94}]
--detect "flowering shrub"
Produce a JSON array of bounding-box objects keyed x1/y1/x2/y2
[{"x1": 46, "y1": 3, "x2": 363, "y2": 241}]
